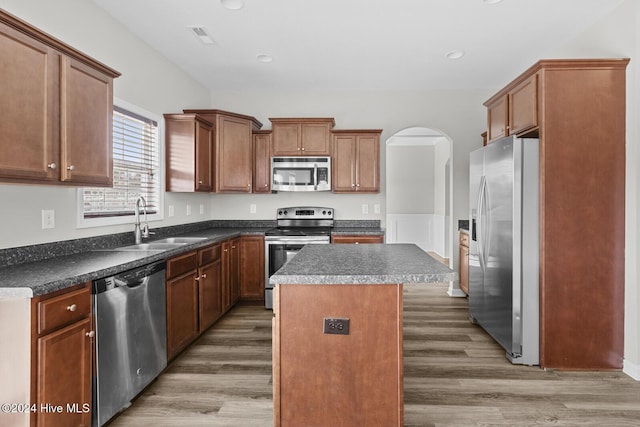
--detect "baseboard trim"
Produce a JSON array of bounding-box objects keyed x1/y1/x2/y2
[{"x1": 624, "y1": 359, "x2": 640, "y2": 381}]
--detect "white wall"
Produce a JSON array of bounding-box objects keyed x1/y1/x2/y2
[
  {"x1": 433, "y1": 140, "x2": 450, "y2": 217},
  {"x1": 549, "y1": 0, "x2": 639, "y2": 379},
  {"x1": 0, "y1": 0, "x2": 212, "y2": 249},
  {"x1": 387, "y1": 145, "x2": 435, "y2": 214}
]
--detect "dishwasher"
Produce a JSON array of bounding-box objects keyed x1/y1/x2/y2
[{"x1": 92, "y1": 260, "x2": 167, "y2": 426}]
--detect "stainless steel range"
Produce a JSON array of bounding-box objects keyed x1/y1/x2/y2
[{"x1": 264, "y1": 206, "x2": 334, "y2": 308}]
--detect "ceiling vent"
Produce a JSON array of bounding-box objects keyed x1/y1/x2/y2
[{"x1": 188, "y1": 26, "x2": 215, "y2": 45}]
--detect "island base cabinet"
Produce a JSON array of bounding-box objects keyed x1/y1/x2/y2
[{"x1": 273, "y1": 283, "x2": 403, "y2": 427}]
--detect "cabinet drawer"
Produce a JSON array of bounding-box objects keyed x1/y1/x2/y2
[
  {"x1": 38, "y1": 286, "x2": 91, "y2": 335},
  {"x1": 167, "y1": 251, "x2": 198, "y2": 279},
  {"x1": 332, "y1": 235, "x2": 384, "y2": 244},
  {"x1": 459, "y1": 232, "x2": 469, "y2": 247},
  {"x1": 199, "y1": 244, "x2": 221, "y2": 266}
]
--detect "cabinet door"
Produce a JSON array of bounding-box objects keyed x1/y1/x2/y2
[
  {"x1": 253, "y1": 132, "x2": 271, "y2": 193},
  {"x1": 271, "y1": 123, "x2": 300, "y2": 155},
  {"x1": 0, "y1": 22, "x2": 58, "y2": 182},
  {"x1": 216, "y1": 115, "x2": 252, "y2": 192},
  {"x1": 509, "y1": 74, "x2": 538, "y2": 135},
  {"x1": 166, "y1": 272, "x2": 199, "y2": 359},
  {"x1": 221, "y1": 240, "x2": 232, "y2": 313},
  {"x1": 60, "y1": 56, "x2": 113, "y2": 186},
  {"x1": 332, "y1": 135, "x2": 356, "y2": 192},
  {"x1": 37, "y1": 317, "x2": 92, "y2": 427},
  {"x1": 195, "y1": 119, "x2": 213, "y2": 191},
  {"x1": 300, "y1": 122, "x2": 331, "y2": 155},
  {"x1": 459, "y1": 234, "x2": 469, "y2": 295},
  {"x1": 240, "y1": 236, "x2": 265, "y2": 300},
  {"x1": 487, "y1": 95, "x2": 508, "y2": 142},
  {"x1": 199, "y1": 258, "x2": 222, "y2": 332},
  {"x1": 355, "y1": 135, "x2": 379, "y2": 192}
]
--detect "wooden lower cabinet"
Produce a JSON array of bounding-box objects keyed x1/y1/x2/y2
[
  {"x1": 240, "y1": 236, "x2": 265, "y2": 301},
  {"x1": 31, "y1": 283, "x2": 93, "y2": 427},
  {"x1": 222, "y1": 238, "x2": 241, "y2": 312},
  {"x1": 331, "y1": 234, "x2": 384, "y2": 244},
  {"x1": 459, "y1": 232, "x2": 469, "y2": 295},
  {"x1": 166, "y1": 270, "x2": 199, "y2": 360},
  {"x1": 273, "y1": 284, "x2": 403, "y2": 426},
  {"x1": 198, "y1": 255, "x2": 222, "y2": 332}
]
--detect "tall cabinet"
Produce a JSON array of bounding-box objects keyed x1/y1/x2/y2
[{"x1": 484, "y1": 58, "x2": 629, "y2": 369}]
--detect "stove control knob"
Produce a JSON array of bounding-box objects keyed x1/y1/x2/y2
[
  {"x1": 278, "y1": 210, "x2": 282, "y2": 215},
  {"x1": 322, "y1": 210, "x2": 327, "y2": 215},
  {"x1": 283, "y1": 210, "x2": 288, "y2": 216},
  {"x1": 327, "y1": 210, "x2": 332, "y2": 216}
]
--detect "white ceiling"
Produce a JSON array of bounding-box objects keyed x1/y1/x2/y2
[{"x1": 90, "y1": 0, "x2": 624, "y2": 92}]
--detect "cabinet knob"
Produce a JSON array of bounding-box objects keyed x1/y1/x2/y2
[
  {"x1": 194, "y1": 275, "x2": 200, "y2": 281},
  {"x1": 224, "y1": 249, "x2": 228, "y2": 252},
  {"x1": 198, "y1": 180, "x2": 203, "y2": 184},
  {"x1": 301, "y1": 147, "x2": 305, "y2": 151},
  {"x1": 232, "y1": 245, "x2": 236, "y2": 249},
  {"x1": 297, "y1": 147, "x2": 301, "y2": 151},
  {"x1": 67, "y1": 165, "x2": 75, "y2": 171},
  {"x1": 47, "y1": 163, "x2": 57, "y2": 170},
  {"x1": 67, "y1": 304, "x2": 77, "y2": 312},
  {"x1": 86, "y1": 331, "x2": 95, "y2": 338},
  {"x1": 264, "y1": 183, "x2": 268, "y2": 187},
  {"x1": 202, "y1": 273, "x2": 207, "y2": 278}
]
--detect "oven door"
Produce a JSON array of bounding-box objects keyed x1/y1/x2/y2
[{"x1": 264, "y1": 239, "x2": 328, "y2": 309}]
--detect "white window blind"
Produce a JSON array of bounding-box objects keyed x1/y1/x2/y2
[{"x1": 82, "y1": 106, "x2": 159, "y2": 219}]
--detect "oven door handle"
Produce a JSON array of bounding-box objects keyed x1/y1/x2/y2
[{"x1": 266, "y1": 237, "x2": 330, "y2": 244}]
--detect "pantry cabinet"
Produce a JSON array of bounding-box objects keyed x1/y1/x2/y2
[
  {"x1": 165, "y1": 114, "x2": 214, "y2": 192},
  {"x1": 484, "y1": 58, "x2": 629, "y2": 369},
  {"x1": 0, "y1": 10, "x2": 119, "y2": 186},
  {"x1": 253, "y1": 130, "x2": 272, "y2": 193},
  {"x1": 331, "y1": 130, "x2": 381, "y2": 193},
  {"x1": 270, "y1": 118, "x2": 335, "y2": 156},
  {"x1": 30, "y1": 283, "x2": 93, "y2": 427},
  {"x1": 183, "y1": 109, "x2": 263, "y2": 193}
]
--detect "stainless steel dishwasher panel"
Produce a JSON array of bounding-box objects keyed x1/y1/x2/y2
[{"x1": 93, "y1": 261, "x2": 167, "y2": 426}]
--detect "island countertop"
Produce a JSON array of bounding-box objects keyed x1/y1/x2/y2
[{"x1": 270, "y1": 243, "x2": 457, "y2": 285}]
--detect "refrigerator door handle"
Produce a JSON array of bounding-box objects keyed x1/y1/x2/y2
[{"x1": 477, "y1": 176, "x2": 487, "y2": 272}]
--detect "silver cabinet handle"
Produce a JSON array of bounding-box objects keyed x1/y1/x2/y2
[
  {"x1": 67, "y1": 304, "x2": 77, "y2": 312},
  {"x1": 67, "y1": 165, "x2": 75, "y2": 171},
  {"x1": 47, "y1": 163, "x2": 57, "y2": 170},
  {"x1": 202, "y1": 273, "x2": 207, "y2": 278},
  {"x1": 86, "y1": 331, "x2": 95, "y2": 338}
]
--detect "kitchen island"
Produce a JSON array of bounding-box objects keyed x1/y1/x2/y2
[{"x1": 269, "y1": 243, "x2": 456, "y2": 427}]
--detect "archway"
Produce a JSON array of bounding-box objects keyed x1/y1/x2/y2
[{"x1": 385, "y1": 126, "x2": 453, "y2": 269}]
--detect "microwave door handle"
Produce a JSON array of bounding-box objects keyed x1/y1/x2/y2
[{"x1": 314, "y1": 164, "x2": 318, "y2": 191}]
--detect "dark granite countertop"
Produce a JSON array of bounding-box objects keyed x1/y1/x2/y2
[
  {"x1": 270, "y1": 243, "x2": 456, "y2": 285},
  {"x1": 0, "y1": 221, "x2": 385, "y2": 298},
  {"x1": 0, "y1": 228, "x2": 267, "y2": 298}
]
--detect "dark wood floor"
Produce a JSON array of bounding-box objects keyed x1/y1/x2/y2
[{"x1": 110, "y1": 283, "x2": 640, "y2": 426}]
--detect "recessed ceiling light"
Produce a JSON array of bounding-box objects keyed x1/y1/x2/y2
[
  {"x1": 257, "y1": 54, "x2": 273, "y2": 63},
  {"x1": 220, "y1": 0, "x2": 244, "y2": 10},
  {"x1": 445, "y1": 50, "x2": 464, "y2": 60},
  {"x1": 483, "y1": 0, "x2": 503, "y2": 4}
]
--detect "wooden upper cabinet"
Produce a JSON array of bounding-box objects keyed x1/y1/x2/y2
[
  {"x1": 485, "y1": 72, "x2": 539, "y2": 143},
  {"x1": 165, "y1": 113, "x2": 213, "y2": 192},
  {"x1": 0, "y1": 10, "x2": 120, "y2": 186},
  {"x1": 183, "y1": 109, "x2": 263, "y2": 193},
  {"x1": 270, "y1": 118, "x2": 335, "y2": 156},
  {"x1": 332, "y1": 130, "x2": 381, "y2": 193},
  {"x1": 253, "y1": 130, "x2": 271, "y2": 193}
]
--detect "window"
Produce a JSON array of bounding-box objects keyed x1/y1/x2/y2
[{"x1": 78, "y1": 100, "x2": 163, "y2": 228}]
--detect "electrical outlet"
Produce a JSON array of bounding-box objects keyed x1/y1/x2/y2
[
  {"x1": 374, "y1": 204, "x2": 380, "y2": 214},
  {"x1": 168, "y1": 205, "x2": 175, "y2": 217},
  {"x1": 362, "y1": 204, "x2": 369, "y2": 214},
  {"x1": 199, "y1": 204, "x2": 205, "y2": 215},
  {"x1": 323, "y1": 317, "x2": 350, "y2": 335},
  {"x1": 186, "y1": 204, "x2": 192, "y2": 216},
  {"x1": 41, "y1": 210, "x2": 55, "y2": 229},
  {"x1": 250, "y1": 204, "x2": 257, "y2": 214}
]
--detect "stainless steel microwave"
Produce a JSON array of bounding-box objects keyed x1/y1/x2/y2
[{"x1": 271, "y1": 156, "x2": 331, "y2": 192}]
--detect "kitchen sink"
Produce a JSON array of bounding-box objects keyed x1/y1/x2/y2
[
  {"x1": 153, "y1": 237, "x2": 208, "y2": 244},
  {"x1": 110, "y1": 242, "x2": 187, "y2": 251}
]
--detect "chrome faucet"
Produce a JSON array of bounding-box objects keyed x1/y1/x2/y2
[{"x1": 134, "y1": 196, "x2": 151, "y2": 244}]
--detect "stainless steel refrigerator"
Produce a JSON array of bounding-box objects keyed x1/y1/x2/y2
[{"x1": 469, "y1": 135, "x2": 539, "y2": 365}]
